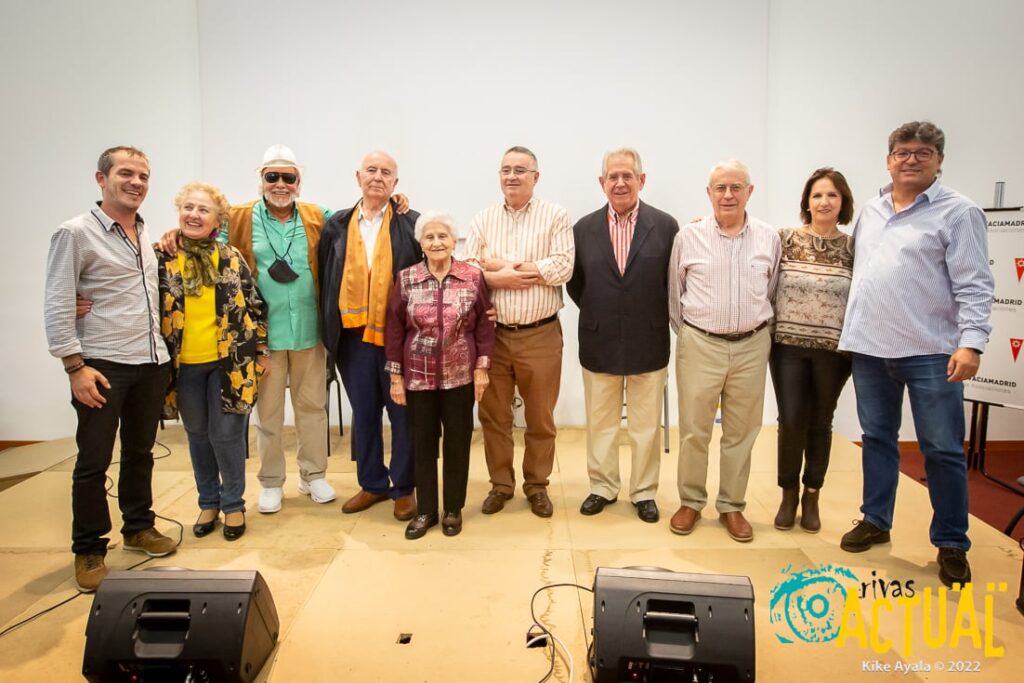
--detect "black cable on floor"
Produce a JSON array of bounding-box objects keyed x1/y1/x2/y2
[{"x1": 0, "y1": 440, "x2": 184, "y2": 640}]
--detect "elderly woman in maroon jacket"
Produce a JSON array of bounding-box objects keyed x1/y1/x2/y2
[{"x1": 386, "y1": 211, "x2": 495, "y2": 540}]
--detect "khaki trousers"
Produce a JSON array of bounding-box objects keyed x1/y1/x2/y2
[
  {"x1": 582, "y1": 367, "x2": 666, "y2": 503},
  {"x1": 255, "y1": 343, "x2": 329, "y2": 487},
  {"x1": 676, "y1": 325, "x2": 770, "y2": 513},
  {"x1": 479, "y1": 320, "x2": 562, "y2": 497}
]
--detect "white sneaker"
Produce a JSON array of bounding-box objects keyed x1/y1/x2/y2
[
  {"x1": 298, "y1": 478, "x2": 337, "y2": 504},
  {"x1": 258, "y1": 487, "x2": 283, "y2": 514}
]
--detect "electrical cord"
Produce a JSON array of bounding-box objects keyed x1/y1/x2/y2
[
  {"x1": 528, "y1": 582, "x2": 594, "y2": 683},
  {"x1": 0, "y1": 440, "x2": 184, "y2": 639}
]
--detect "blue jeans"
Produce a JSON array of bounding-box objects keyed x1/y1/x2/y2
[
  {"x1": 851, "y1": 353, "x2": 969, "y2": 550},
  {"x1": 176, "y1": 362, "x2": 248, "y2": 513}
]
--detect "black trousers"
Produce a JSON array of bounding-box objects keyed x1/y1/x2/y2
[
  {"x1": 71, "y1": 359, "x2": 170, "y2": 555},
  {"x1": 769, "y1": 343, "x2": 851, "y2": 490},
  {"x1": 406, "y1": 383, "x2": 475, "y2": 515}
]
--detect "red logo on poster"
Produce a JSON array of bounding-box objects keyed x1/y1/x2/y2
[
  {"x1": 1016, "y1": 258, "x2": 1024, "y2": 282},
  {"x1": 1012, "y1": 338, "x2": 1023, "y2": 362}
]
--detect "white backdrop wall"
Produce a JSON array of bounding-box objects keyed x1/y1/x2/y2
[{"x1": 2, "y1": 0, "x2": 1021, "y2": 443}]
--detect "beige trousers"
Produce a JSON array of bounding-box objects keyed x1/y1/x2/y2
[
  {"x1": 676, "y1": 325, "x2": 770, "y2": 513},
  {"x1": 255, "y1": 343, "x2": 328, "y2": 488},
  {"x1": 582, "y1": 367, "x2": 666, "y2": 503}
]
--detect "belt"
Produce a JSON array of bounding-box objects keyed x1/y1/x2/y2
[
  {"x1": 683, "y1": 319, "x2": 768, "y2": 342},
  {"x1": 496, "y1": 314, "x2": 558, "y2": 331}
]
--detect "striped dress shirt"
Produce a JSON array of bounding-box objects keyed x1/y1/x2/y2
[
  {"x1": 668, "y1": 215, "x2": 780, "y2": 335},
  {"x1": 45, "y1": 205, "x2": 170, "y2": 364},
  {"x1": 838, "y1": 180, "x2": 993, "y2": 357},
  {"x1": 608, "y1": 203, "x2": 639, "y2": 275},
  {"x1": 463, "y1": 197, "x2": 574, "y2": 325}
]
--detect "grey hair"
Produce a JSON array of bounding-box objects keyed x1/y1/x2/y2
[
  {"x1": 415, "y1": 211, "x2": 459, "y2": 241},
  {"x1": 888, "y1": 121, "x2": 945, "y2": 155},
  {"x1": 708, "y1": 159, "x2": 751, "y2": 186},
  {"x1": 503, "y1": 146, "x2": 538, "y2": 168},
  {"x1": 602, "y1": 148, "x2": 643, "y2": 177}
]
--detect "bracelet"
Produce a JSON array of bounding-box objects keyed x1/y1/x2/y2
[
  {"x1": 64, "y1": 361, "x2": 86, "y2": 375},
  {"x1": 257, "y1": 348, "x2": 271, "y2": 358}
]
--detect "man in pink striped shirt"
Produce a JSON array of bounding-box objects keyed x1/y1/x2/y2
[
  {"x1": 464, "y1": 146, "x2": 574, "y2": 518},
  {"x1": 667, "y1": 159, "x2": 780, "y2": 542},
  {"x1": 567, "y1": 148, "x2": 679, "y2": 524}
]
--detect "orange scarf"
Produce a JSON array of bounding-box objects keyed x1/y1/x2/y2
[{"x1": 338, "y1": 203, "x2": 393, "y2": 346}]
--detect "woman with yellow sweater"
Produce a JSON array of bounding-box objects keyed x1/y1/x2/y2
[{"x1": 157, "y1": 182, "x2": 268, "y2": 541}]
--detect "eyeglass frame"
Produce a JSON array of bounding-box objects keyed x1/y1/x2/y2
[
  {"x1": 889, "y1": 148, "x2": 939, "y2": 162},
  {"x1": 499, "y1": 166, "x2": 537, "y2": 177},
  {"x1": 263, "y1": 171, "x2": 299, "y2": 185}
]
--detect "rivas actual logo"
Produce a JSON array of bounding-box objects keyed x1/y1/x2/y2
[{"x1": 769, "y1": 564, "x2": 1006, "y2": 658}]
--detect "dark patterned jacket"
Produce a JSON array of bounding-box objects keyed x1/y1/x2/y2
[{"x1": 157, "y1": 244, "x2": 267, "y2": 418}]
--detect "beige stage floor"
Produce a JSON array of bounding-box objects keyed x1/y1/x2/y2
[{"x1": 0, "y1": 425, "x2": 1021, "y2": 681}]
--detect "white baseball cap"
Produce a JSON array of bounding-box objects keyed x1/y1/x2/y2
[{"x1": 259, "y1": 144, "x2": 302, "y2": 174}]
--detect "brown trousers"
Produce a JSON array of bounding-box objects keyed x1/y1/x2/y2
[{"x1": 478, "y1": 320, "x2": 563, "y2": 497}]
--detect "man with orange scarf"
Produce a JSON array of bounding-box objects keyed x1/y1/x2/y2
[{"x1": 319, "y1": 151, "x2": 422, "y2": 521}]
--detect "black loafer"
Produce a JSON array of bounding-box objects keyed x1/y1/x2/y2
[
  {"x1": 405, "y1": 513, "x2": 439, "y2": 540},
  {"x1": 442, "y1": 511, "x2": 463, "y2": 537},
  {"x1": 193, "y1": 511, "x2": 218, "y2": 538},
  {"x1": 839, "y1": 519, "x2": 890, "y2": 552},
  {"x1": 580, "y1": 493, "x2": 616, "y2": 516},
  {"x1": 223, "y1": 512, "x2": 246, "y2": 541},
  {"x1": 634, "y1": 500, "x2": 660, "y2": 523},
  {"x1": 937, "y1": 547, "x2": 971, "y2": 587}
]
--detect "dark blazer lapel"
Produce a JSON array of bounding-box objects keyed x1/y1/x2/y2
[
  {"x1": 623, "y1": 201, "x2": 654, "y2": 274},
  {"x1": 593, "y1": 204, "x2": 620, "y2": 275}
]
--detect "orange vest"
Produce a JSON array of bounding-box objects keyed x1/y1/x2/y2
[{"x1": 227, "y1": 201, "x2": 325, "y2": 291}]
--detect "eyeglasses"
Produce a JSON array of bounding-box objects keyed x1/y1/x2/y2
[
  {"x1": 710, "y1": 183, "x2": 748, "y2": 195},
  {"x1": 500, "y1": 166, "x2": 536, "y2": 177},
  {"x1": 263, "y1": 172, "x2": 298, "y2": 184},
  {"x1": 890, "y1": 149, "x2": 937, "y2": 162}
]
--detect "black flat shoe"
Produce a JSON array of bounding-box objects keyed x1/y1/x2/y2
[
  {"x1": 580, "y1": 493, "x2": 616, "y2": 516},
  {"x1": 633, "y1": 500, "x2": 660, "y2": 523},
  {"x1": 442, "y1": 511, "x2": 463, "y2": 537},
  {"x1": 193, "y1": 510, "x2": 219, "y2": 538},
  {"x1": 223, "y1": 512, "x2": 246, "y2": 541},
  {"x1": 405, "y1": 513, "x2": 438, "y2": 540}
]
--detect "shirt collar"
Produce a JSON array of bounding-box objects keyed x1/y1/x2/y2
[
  {"x1": 880, "y1": 177, "x2": 943, "y2": 205},
  {"x1": 607, "y1": 201, "x2": 640, "y2": 223},
  {"x1": 710, "y1": 213, "x2": 749, "y2": 237},
  {"x1": 358, "y1": 200, "x2": 388, "y2": 222},
  {"x1": 92, "y1": 202, "x2": 144, "y2": 231},
  {"x1": 503, "y1": 197, "x2": 534, "y2": 215},
  {"x1": 409, "y1": 258, "x2": 469, "y2": 284}
]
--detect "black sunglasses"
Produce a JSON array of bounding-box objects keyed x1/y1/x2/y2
[{"x1": 263, "y1": 172, "x2": 298, "y2": 185}]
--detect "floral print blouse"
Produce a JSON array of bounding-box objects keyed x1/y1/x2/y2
[
  {"x1": 385, "y1": 259, "x2": 494, "y2": 391},
  {"x1": 157, "y1": 243, "x2": 267, "y2": 417}
]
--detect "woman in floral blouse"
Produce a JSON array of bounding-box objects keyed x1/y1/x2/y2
[
  {"x1": 770, "y1": 168, "x2": 855, "y2": 534},
  {"x1": 158, "y1": 182, "x2": 268, "y2": 541},
  {"x1": 385, "y1": 212, "x2": 495, "y2": 540}
]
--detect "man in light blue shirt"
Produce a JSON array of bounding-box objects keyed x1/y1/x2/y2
[{"x1": 838, "y1": 121, "x2": 994, "y2": 588}]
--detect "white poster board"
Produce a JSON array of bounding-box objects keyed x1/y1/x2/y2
[{"x1": 964, "y1": 208, "x2": 1024, "y2": 409}]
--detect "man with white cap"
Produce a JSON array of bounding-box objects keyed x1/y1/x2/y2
[{"x1": 225, "y1": 144, "x2": 336, "y2": 513}]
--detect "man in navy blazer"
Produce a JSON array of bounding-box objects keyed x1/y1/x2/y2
[{"x1": 566, "y1": 148, "x2": 679, "y2": 523}]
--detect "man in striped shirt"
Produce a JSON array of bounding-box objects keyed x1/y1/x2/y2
[
  {"x1": 838, "y1": 121, "x2": 994, "y2": 589},
  {"x1": 668, "y1": 159, "x2": 780, "y2": 542},
  {"x1": 567, "y1": 148, "x2": 679, "y2": 523},
  {"x1": 44, "y1": 146, "x2": 177, "y2": 592},
  {"x1": 463, "y1": 146, "x2": 574, "y2": 518}
]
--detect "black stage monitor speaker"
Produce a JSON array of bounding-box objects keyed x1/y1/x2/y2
[
  {"x1": 82, "y1": 568, "x2": 279, "y2": 683},
  {"x1": 592, "y1": 567, "x2": 755, "y2": 683}
]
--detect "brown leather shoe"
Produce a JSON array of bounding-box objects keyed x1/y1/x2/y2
[
  {"x1": 669, "y1": 506, "x2": 701, "y2": 535},
  {"x1": 719, "y1": 511, "x2": 753, "y2": 542},
  {"x1": 341, "y1": 489, "x2": 389, "y2": 514},
  {"x1": 394, "y1": 493, "x2": 417, "y2": 521},
  {"x1": 481, "y1": 490, "x2": 512, "y2": 515},
  {"x1": 528, "y1": 491, "x2": 553, "y2": 518},
  {"x1": 74, "y1": 554, "x2": 108, "y2": 592}
]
